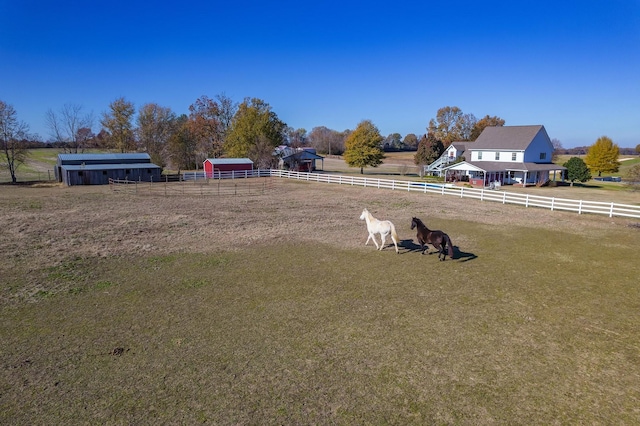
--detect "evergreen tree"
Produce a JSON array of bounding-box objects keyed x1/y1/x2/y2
[
  {"x1": 344, "y1": 120, "x2": 384, "y2": 174},
  {"x1": 563, "y1": 157, "x2": 591, "y2": 186},
  {"x1": 414, "y1": 133, "x2": 444, "y2": 166}
]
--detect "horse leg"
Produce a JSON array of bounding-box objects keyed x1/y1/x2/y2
[
  {"x1": 433, "y1": 242, "x2": 443, "y2": 260},
  {"x1": 367, "y1": 232, "x2": 380, "y2": 249},
  {"x1": 379, "y1": 232, "x2": 387, "y2": 251},
  {"x1": 391, "y1": 235, "x2": 399, "y2": 254}
]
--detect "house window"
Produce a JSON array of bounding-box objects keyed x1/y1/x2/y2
[
  {"x1": 478, "y1": 152, "x2": 483, "y2": 160},
  {"x1": 539, "y1": 153, "x2": 546, "y2": 160},
  {"x1": 78, "y1": 171, "x2": 83, "y2": 177},
  {"x1": 495, "y1": 152, "x2": 500, "y2": 160},
  {"x1": 103, "y1": 171, "x2": 107, "y2": 175},
  {"x1": 512, "y1": 152, "x2": 517, "y2": 161}
]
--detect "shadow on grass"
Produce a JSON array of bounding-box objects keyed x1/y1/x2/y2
[{"x1": 398, "y1": 239, "x2": 477, "y2": 262}]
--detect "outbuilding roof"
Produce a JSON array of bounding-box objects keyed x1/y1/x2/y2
[
  {"x1": 61, "y1": 163, "x2": 161, "y2": 171},
  {"x1": 58, "y1": 153, "x2": 152, "y2": 162},
  {"x1": 204, "y1": 158, "x2": 254, "y2": 165}
]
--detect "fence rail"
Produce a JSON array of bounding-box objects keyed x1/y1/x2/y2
[
  {"x1": 109, "y1": 175, "x2": 275, "y2": 196},
  {"x1": 270, "y1": 170, "x2": 640, "y2": 219},
  {"x1": 108, "y1": 170, "x2": 640, "y2": 219}
]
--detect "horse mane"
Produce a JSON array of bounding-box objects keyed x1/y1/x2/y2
[{"x1": 412, "y1": 217, "x2": 426, "y2": 228}]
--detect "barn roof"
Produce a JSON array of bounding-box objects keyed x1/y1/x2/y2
[
  {"x1": 58, "y1": 153, "x2": 152, "y2": 162},
  {"x1": 204, "y1": 158, "x2": 253, "y2": 165},
  {"x1": 61, "y1": 163, "x2": 161, "y2": 171}
]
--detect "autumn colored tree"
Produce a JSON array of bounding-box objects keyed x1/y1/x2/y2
[
  {"x1": 635, "y1": 144, "x2": 640, "y2": 155},
  {"x1": 137, "y1": 103, "x2": 176, "y2": 168},
  {"x1": 100, "y1": 97, "x2": 136, "y2": 152},
  {"x1": 188, "y1": 94, "x2": 236, "y2": 161},
  {"x1": 167, "y1": 115, "x2": 197, "y2": 172},
  {"x1": 343, "y1": 120, "x2": 384, "y2": 174},
  {"x1": 584, "y1": 136, "x2": 620, "y2": 176},
  {"x1": 427, "y1": 106, "x2": 477, "y2": 145},
  {"x1": 470, "y1": 115, "x2": 505, "y2": 141},
  {"x1": 414, "y1": 133, "x2": 444, "y2": 166},
  {"x1": 0, "y1": 100, "x2": 30, "y2": 183},
  {"x1": 45, "y1": 103, "x2": 94, "y2": 153},
  {"x1": 225, "y1": 98, "x2": 286, "y2": 159},
  {"x1": 562, "y1": 157, "x2": 591, "y2": 186}
]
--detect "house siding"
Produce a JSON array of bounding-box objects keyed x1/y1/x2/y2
[{"x1": 523, "y1": 127, "x2": 553, "y2": 163}]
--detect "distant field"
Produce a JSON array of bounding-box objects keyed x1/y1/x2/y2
[{"x1": 1, "y1": 180, "x2": 640, "y2": 424}]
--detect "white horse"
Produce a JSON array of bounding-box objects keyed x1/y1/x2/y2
[{"x1": 359, "y1": 208, "x2": 399, "y2": 253}]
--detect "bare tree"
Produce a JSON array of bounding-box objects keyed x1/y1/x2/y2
[
  {"x1": 45, "y1": 104, "x2": 94, "y2": 153},
  {"x1": 551, "y1": 138, "x2": 563, "y2": 162},
  {"x1": 0, "y1": 100, "x2": 31, "y2": 183}
]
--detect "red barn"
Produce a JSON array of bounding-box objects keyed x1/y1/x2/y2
[{"x1": 203, "y1": 158, "x2": 253, "y2": 177}]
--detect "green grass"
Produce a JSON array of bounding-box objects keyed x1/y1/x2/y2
[{"x1": 2, "y1": 226, "x2": 640, "y2": 424}]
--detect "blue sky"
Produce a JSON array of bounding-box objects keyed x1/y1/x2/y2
[{"x1": 1, "y1": 1, "x2": 639, "y2": 148}]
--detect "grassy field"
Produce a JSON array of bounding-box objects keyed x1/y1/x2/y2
[{"x1": 1, "y1": 179, "x2": 640, "y2": 424}]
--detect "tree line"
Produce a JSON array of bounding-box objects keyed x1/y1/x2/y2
[{"x1": 2, "y1": 97, "x2": 639, "y2": 183}]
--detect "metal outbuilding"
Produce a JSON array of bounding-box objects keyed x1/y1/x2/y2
[{"x1": 56, "y1": 153, "x2": 162, "y2": 186}]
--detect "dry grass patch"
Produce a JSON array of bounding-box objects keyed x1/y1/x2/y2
[{"x1": 1, "y1": 181, "x2": 640, "y2": 424}]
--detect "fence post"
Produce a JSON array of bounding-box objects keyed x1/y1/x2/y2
[
  {"x1": 610, "y1": 202, "x2": 614, "y2": 218},
  {"x1": 578, "y1": 200, "x2": 582, "y2": 214}
]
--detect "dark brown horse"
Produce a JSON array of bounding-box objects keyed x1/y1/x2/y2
[{"x1": 410, "y1": 217, "x2": 454, "y2": 261}]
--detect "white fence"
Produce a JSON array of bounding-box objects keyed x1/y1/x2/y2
[
  {"x1": 129, "y1": 169, "x2": 639, "y2": 219},
  {"x1": 269, "y1": 170, "x2": 640, "y2": 219}
]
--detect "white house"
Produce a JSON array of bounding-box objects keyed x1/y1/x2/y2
[
  {"x1": 441, "y1": 125, "x2": 565, "y2": 187},
  {"x1": 424, "y1": 142, "x2": 468, "y2": 176}
]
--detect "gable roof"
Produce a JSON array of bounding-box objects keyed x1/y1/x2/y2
[
  {"x1": 282, "y1": 151, "x2": 324, "y2": 161},
  {"x1": 204, "y1": 158, "x2": 253, "y2": 165},
  {"x1": 58, "y1": 153, "x2": 151, "y2": 162},
  {"x1": 472, "y1": 125, "x2": 545, "y2": 150},
  {"x1": 449, "y1": 142, "x2": 467, "y2": 151}
]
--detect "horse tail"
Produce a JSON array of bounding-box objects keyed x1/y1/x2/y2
[
  {"x1": 390, "y1": 222, "x2": 399, "y2": 243},
  {"x1": 445, "y1": 234, "x2": 454, "y2": 259}
]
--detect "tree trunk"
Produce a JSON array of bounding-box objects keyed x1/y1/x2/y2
[{"x1": 360, "y1": 167, "x2": 363, "y2": 174}]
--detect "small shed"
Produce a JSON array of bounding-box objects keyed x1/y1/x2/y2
[
  {"x1": 56, "y1": 153, "x2": 162, "y2": 186},
  {"x1": 280, "y1": 150, "x2": 324, "y2": 172},
  {"x1": 203, "y1": 158, "x2": 253, "y2": 177}
]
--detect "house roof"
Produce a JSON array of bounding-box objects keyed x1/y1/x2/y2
[
  {"x1": 444, "y1": 161, "x2": 565, "y2": 173},
  {"x1": 472, "y1": 125, "x2": 545, "y2": 150},
  {"x1": 204, "y1": 158, "x2": 253, "y2": 165},
  {"x1": 450, "y1": 142, "x2": 467, "y2": 151}
]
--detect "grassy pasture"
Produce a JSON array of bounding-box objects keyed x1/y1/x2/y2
[{"x1": 1, "y1": 180, "x2": 640, "y2": 424}]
